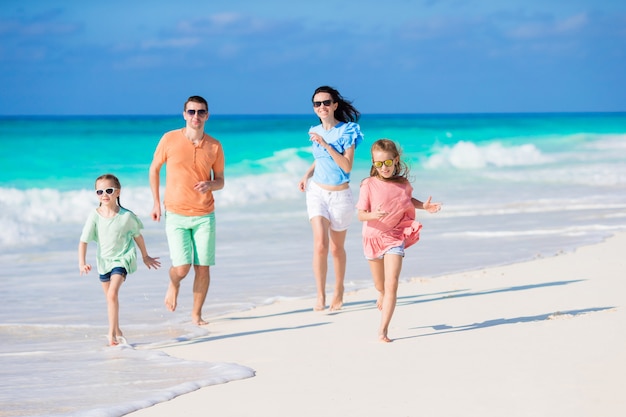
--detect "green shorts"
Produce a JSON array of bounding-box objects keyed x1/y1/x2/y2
[{"x1": 165, "y1": 211, "x2": 216, "y2": 267}]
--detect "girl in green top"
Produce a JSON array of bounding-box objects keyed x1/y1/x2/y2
[{"x1": 78, "y1": 174, "x2": 161, "y2": 346}]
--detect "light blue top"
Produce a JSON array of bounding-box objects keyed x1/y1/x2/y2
[
  {"x1": 80, "y1": 207, "x2": 143, "y2": 275},
  {"x1": 309, "y1": 121, "x2": 364, "y2": 186}
]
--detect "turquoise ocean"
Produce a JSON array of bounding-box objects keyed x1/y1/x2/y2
[{"x1": 1, "y1": 112, "x2": 626, "y2": 416}]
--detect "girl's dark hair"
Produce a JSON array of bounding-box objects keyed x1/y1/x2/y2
[
  {"x1": 312, "y1": 86, "x2": 360, "y2": 123},
  {"x1": 95, "y1": 173, "x2": 124, "y2": 208},
  {"x1": 369, "y1": 139, "x2": 410, "y2": 182}
]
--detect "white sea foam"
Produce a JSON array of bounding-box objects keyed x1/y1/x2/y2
[
  {"x1": 582, "y1": 133, "x2": 626, "y2": 151},
  {"x1": 424, "y1": 141, "x2": 551, "y2": 169},
  {"x1": 2, "y1": 347, "x2": 254, "y2": 417},
  {"x1": 442, "y1": 223, "x2": 626, "y2": 239}
]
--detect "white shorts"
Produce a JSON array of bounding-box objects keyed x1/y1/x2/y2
[{"x1": 306, "y1": 181, "x2": 354, "y2": 231}]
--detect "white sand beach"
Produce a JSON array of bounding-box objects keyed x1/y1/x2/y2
[{"x1": 130, "y1": 232, "x2": 626, "y2": 417}]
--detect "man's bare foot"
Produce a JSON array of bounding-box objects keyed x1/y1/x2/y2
[
  {"x1": 193, "y1": 316, "x2": 209, "y2": 326},
  {"x1": 376, "y1": 292, "x2": 384, "y2": 310},
  {"x1": 164, "y1": 282, "x2": 180, "y2": 312},
  {"x1": 314, "y1": 295, "x2": 326, "y2": 311},
  {"x1": 379, "y1": 333, "x2": 392, "y2": 343},
  {"x1": 109, "y1": 337, "x2": 119, "y2": 347}
]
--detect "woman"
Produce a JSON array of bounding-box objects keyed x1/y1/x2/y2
[{"x1": 298, "y1": 86, "x2": 364, "y2": 311}]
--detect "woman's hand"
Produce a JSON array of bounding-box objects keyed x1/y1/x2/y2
[
  {"x1": 298, "y1": 178, "x2": 307, "y2": 192},
  {"x1": 309, "y1": 133, "x2": 329, "y2": 150}
]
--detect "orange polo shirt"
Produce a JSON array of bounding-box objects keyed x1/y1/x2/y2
[{"x1": 153, "y1": 129, "x2": 225, "y2": 216}]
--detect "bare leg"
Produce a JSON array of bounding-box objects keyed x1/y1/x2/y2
[
  {"x1": 310, "y1": 216, "x2": 330, "y2": 311},
  {"x1": 378, "y1": 254, "x2": 403, "y2": 343},
  {"x1": 102, "y1": 274, "x2": 125, "y2": 346},
  {"x1": 329, "y1": 229, "x2": 347, "y2": 311},
  {"x1": 165, "y1": 264, "x2": 191, "y2": 312},
  {"x1": 368, "y1": 259, "x2": 385, "y2": 310},
  {"x1": 191, "y1": 265, "x2": 210, "y2": 325}
]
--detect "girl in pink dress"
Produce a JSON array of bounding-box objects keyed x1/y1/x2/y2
[{"x1": 356, "y1": 139, "x2": 442, "y2": 342}]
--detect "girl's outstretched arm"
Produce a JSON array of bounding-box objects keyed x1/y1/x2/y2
[
  {"x1": 412, "y1": 196, "x2": 442, "y2": 213},
  {"x1": 133, "y1": 235, "x2": 161, "y2": 269}
]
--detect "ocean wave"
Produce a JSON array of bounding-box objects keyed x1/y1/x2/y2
[
  {"x1": 424, "y1": 140, "x2": 552, "y2": 169},
  {"x1": 228, "y1": 146, "x2": 311, "y2": 175},
  {"x1": 441, "y1": 223, "x2": 625, "y2": 239},
  {"x1": 480, "y1": 163, "x2": 626, "y2": 186},
  {"x1": 582, "y1": 133, "x2": 626, "y2": 151},
  {"x1": 0, "y1": 171, "x2": 307, "y2": 249}
]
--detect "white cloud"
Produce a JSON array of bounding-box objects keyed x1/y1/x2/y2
[
  {"x1": 139, "y1": 37, "x2": 201, "y2": 50},
  {"x1": 555, "y1": 13, "x2": 588, "y2": 33},
  {"x1": 507, "y1": 13, "x2": 588, "y2": 40}
]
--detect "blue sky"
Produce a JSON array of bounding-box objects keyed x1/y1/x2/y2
[{"x1": 1, "y1": 1, "x2": 624, "y2": 115}]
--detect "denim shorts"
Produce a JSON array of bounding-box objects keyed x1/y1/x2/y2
[
  {"x1": 99, "y1": 266, "x2": 128, "y2": 283},
  {"x1": 366, "y1": 243, "x2": 405, "y2": 261},
  {"x1": 305, "y1": 182, "x2": 354, "y2": 231}
]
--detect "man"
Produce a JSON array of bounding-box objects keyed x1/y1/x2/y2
[{"x1": 149, "y1": 95, "x2": 225, "y2": 325}]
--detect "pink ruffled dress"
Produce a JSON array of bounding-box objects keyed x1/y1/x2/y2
[{"x1": 356, "y1": 177, "x2": 422, "y2": 259}]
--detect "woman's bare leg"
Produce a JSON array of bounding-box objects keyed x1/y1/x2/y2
[
  {"x1": 329, "y1": 228, "x2": 348, "y2": 311},
  {"x1": 310, "y1": 216, "x2": 330, "y2": 310}
]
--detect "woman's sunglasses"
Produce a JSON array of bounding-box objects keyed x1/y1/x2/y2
[
  {"x1": 373, "y1": 159, "x2": 394, "y2": 168},
  {"x1": 313, "y1": 100, "x2": 333, "y2": 108},
  {"x1": 96, "y1": 188, "x2": 118, "y2": 195}
]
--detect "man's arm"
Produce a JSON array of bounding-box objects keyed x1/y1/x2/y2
[{"x1": 149, "y1": 159, "x2": 163, "y2": 221}]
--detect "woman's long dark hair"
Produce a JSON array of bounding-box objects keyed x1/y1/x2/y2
[{"x1": 312, "y1": 86, "x2": 360, "y2": 123}]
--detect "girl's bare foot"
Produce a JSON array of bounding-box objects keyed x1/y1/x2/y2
[
  {"x1": 376, "y1": 291, "x2": 384, "y2": 310},
  {"x1": 116, "y1": 334, "x2": 128, "y2": 345},
  {"x1": 379, "y1": 333, "x2": 392, "y2": 343}
]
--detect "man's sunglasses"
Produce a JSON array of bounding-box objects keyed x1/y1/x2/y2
[{"x1": 186, "y1": 109, "x2": 208, "y2": 116}]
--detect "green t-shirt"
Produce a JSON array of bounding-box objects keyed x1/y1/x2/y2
[{"x1": 80, "y1": 207, "x2": 143, "y2": 275}]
